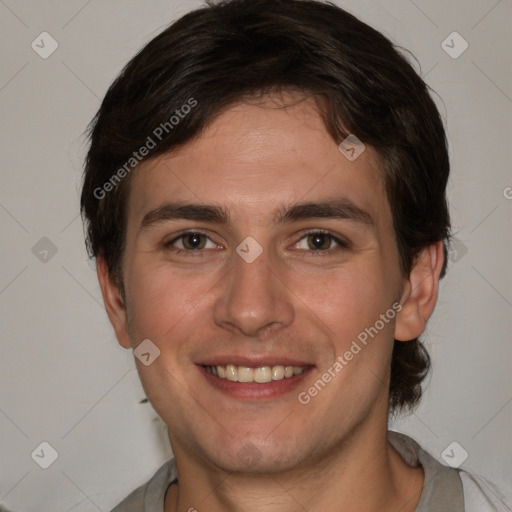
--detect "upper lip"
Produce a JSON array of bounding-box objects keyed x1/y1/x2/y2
[{"x1": 198, "y1": 356, "x2": 312, "y2": 367}]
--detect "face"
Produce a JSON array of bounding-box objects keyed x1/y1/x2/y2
[{"x1": 112, "y1": 93, "x2": 408, "y2": 473}]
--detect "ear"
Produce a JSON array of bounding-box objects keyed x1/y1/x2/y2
[
  {"x1": 394, "y1": 241, "x2": 445, "y2": 342},
  {"x1": 96, "y1": 253, "x2": 131, "y2": 349}
]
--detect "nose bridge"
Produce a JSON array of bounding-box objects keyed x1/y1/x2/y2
[{"x1": 213, "y1": 246, "x2": 294, "y2": 337}]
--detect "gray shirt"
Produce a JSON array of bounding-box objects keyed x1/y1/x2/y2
[{"x1": 110, "y1": 431, "x2": 510, "y2": 512}]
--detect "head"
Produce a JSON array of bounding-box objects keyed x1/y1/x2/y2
[{"x1": 81, "y1": 0, "x2": 451, "y2": 471}]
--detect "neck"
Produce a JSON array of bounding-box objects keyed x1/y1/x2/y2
[{"x1": 165, "y1": 422, "x2": 424, "y2": 512}]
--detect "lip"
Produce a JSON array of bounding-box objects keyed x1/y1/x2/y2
[
  {"x1": 197, "y1": 364, "x2": 313, "y2": 400},
  {"x1": 197, "y1": 355, "x2": 312, "y2": 367}
]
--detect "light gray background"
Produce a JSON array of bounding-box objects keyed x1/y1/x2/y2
[{"x1": 0, "y1": 0, "x2": 511, "y2": 510}]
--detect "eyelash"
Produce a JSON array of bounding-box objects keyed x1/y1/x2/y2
[
  {"x1": 295, "y1": 230, "x2": 349, "y2": 255},
  {"x1": 164, "y1": 230, "x2": 218, "y2": 255},
  {"x1": 164, "y1": 229, "x2": 349, "y2": 256}
]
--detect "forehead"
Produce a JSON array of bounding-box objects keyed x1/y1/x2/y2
[{"x1": 128, "y1": 94, "x2": 388, "y2": 224}]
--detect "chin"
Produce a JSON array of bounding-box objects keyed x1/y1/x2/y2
[
  {"x1": 213, "y1": 447, "x2": 298, "y2": 474},
  {"x1": 195, "y1": 432, "x2": 305, "y2": 475}
]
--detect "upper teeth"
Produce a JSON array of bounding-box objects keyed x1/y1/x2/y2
[{"x1": 205, "y1": 364, "x2": 304, "y2": 383}]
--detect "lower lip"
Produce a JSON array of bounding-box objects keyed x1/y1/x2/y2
[{"x1": 198, "y1": 365, "x2": 312, "y2": 400}]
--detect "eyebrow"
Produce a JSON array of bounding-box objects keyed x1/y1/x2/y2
[
  {"x1": 141, "y1": 203, "x2": 229, "y2": 228},
  {"x1": 274, "y1": 199, "x2": 374, "y2": 226},
  {"x1": 139, "y1": 198, "x2": 374, "y2": 230}
]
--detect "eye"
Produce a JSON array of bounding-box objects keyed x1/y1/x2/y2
[
  {"x1": 295, "y1": 231, "x2": 347, "y2": 252},
  {"x1": 166, "y1": 232, "x2": 217, "y2": 251}
]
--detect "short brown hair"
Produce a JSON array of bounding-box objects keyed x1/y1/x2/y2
[{"x1": 81, "y1": 0, "x2": 452, "y2": 414}]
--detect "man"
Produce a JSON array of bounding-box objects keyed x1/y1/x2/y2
[{"x1": 80, "y1": 0, "x2": 509, "y2": 510}]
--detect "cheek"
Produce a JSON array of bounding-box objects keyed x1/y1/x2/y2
[
  {"x1": 289, "y1": 259, "x2": 391, "y2": 346},
  {"x1": 125, "y1": 260, "x2": 213, "y2": 341},
  {"x1": 123, "y1": 263, "x2": 213, "y2": 406},
  {"x1": 295, "y1": 263, "x2": 397, "y2": 417}
]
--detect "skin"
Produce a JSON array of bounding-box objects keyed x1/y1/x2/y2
[{"x1": 97, "y1": 92, "x2": 444, "y2": 512}]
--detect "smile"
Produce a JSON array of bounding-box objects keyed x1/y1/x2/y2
[{"x1": 204, "y1": 364, "x2": 305, "y2": 383}]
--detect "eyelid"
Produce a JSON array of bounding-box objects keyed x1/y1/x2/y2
[
  {"x1": 163, "y1": 228, "x2": 349, "y2": 253},
  {"x1": 164, "y1": 229, "x2": 221, "y2": 250},
  {"x1": 292, "y1": 229, "x2": 350, "y2": 251}
]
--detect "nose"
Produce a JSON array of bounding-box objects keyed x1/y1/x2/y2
[{"x1": 212, "y1": 247, "x2": 294, "y2": 338}]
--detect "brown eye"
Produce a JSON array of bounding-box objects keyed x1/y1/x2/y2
[
  {"x1": 294, "y1": 231, "x2": 349, "y2": 253},
  {"x1": 181, "y1": 233, "x2": 207, "y2": 250},
  {"x1": 167, "y1": 232, "x2": 216, "y2": 251},
  {"x1": 306, "y1": 233, "x2": 335, "y2": 250}
]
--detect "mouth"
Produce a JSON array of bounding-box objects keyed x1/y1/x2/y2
[
  {"x1": 198, "y1": 361, "x2": 312, "y2": 400},
  {"x1": 203, "y1": 364, "x2": 305, "y2": 383}
]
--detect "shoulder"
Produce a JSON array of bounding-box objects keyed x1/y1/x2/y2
[
  {"x1": 388, "y1": 431, "x2": 511, "y2": 511},
  {"x1": 459, "y1": 470, "x2": 511, "y2": 512},
  {"x1": 110, "y1": 459, "x2": 177, "y2": 512}
]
